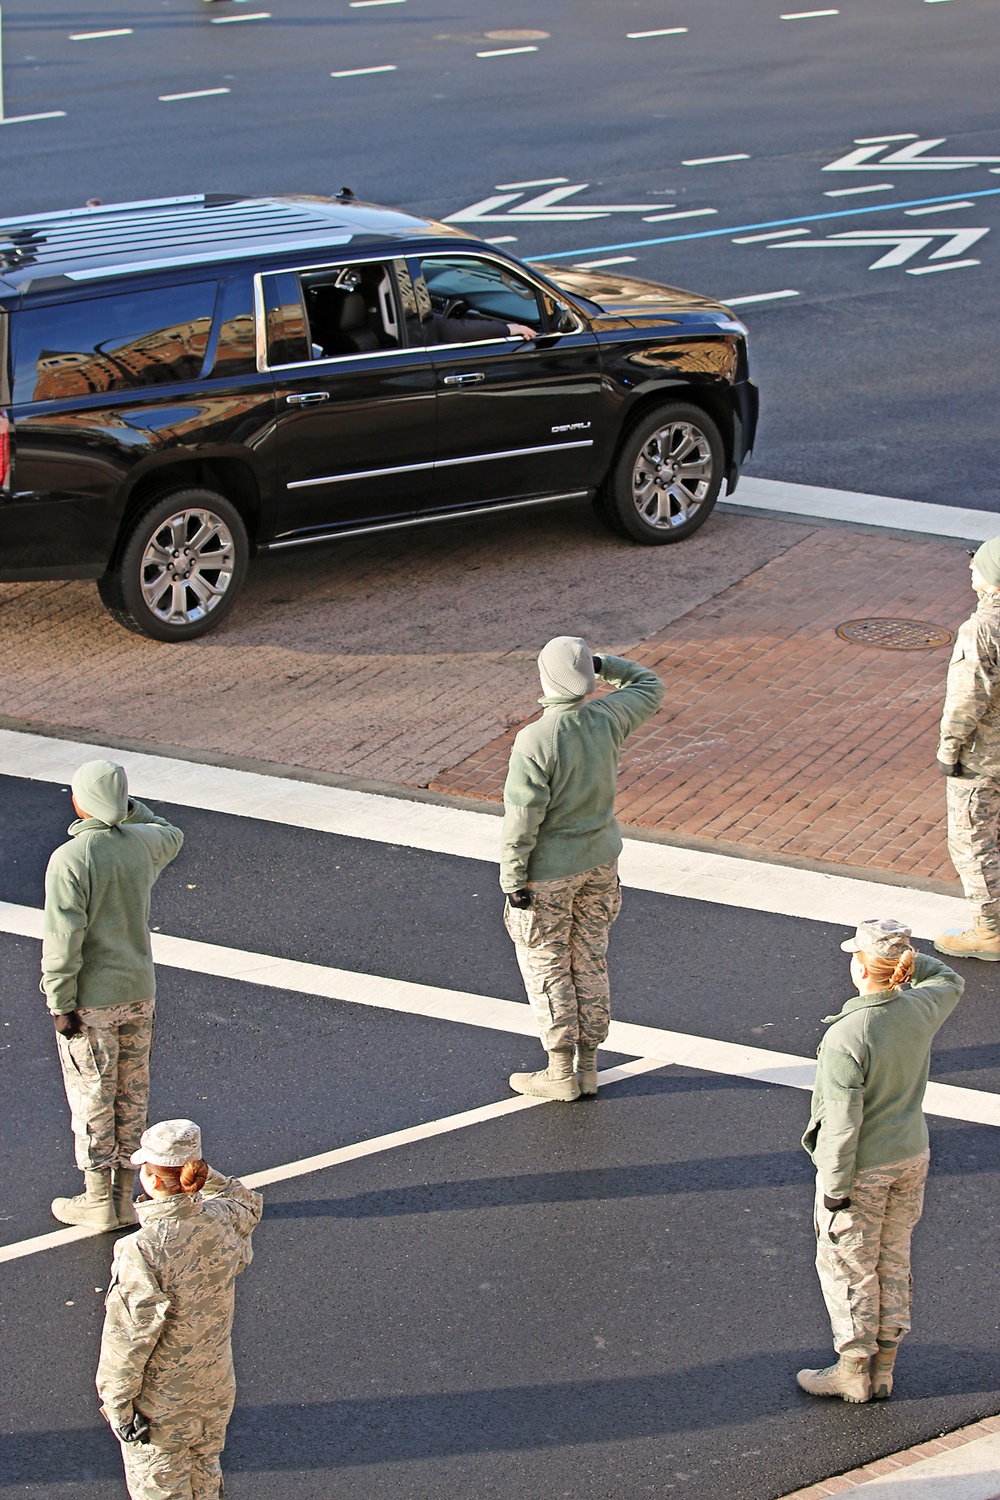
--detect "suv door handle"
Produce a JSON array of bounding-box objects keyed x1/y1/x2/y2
[
  {"x1": 285, "y1": 391, "x2": 330, "y2": 405},
  {"x1": 442, "y1": 372, "x2": 485, "y2": 386}
]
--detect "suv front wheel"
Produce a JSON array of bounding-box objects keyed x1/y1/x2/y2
[
  {"x1": 97, "y1": 488, "x2": 249, "y2": 641},
  {"x1": 597, "y1": 403, "x2": 724, "y2": 544}
]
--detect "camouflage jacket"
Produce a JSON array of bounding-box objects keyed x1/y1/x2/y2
[
  {"x1": 96, "y1": 1169, "x2": 262, "y2": 1431},
  {"x1": 938, "y1": 593, "x2": 1000, "y2": 777}
]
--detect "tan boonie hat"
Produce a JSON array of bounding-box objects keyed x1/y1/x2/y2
[
  {"x1": 840, "y1": 918, "x2": 913, "y2": 958},
  {"x1": 131, "y1": 1118, "x2": 202, "y2": 1168}
]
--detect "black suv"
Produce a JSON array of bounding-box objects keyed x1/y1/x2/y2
[{"x1": 0, "y1": 194, "x2": 758, "y2": 641}]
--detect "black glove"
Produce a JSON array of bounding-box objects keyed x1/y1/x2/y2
[
  {"x1": 507, "y1": 889, "x2": 532, "y2": 909},
  {"x1": 118, "y1": 1411, "x2": 151, "y2": 1444},
  {"x1": 823, "y1": 1194, "x2": 851, "y2": 1212},
  {"x1": 592, "y1": 655, "x2": 603, "y2": 673},
  {"x1": 53, "y1": 1010, "x2": 82, "y2": 1037},
  {"x1": 937, "y1": 759, "x2": 960, "y2": 777}
]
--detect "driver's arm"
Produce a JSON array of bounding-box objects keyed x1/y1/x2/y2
[{"x1": 432, "y1": 313, "x2": 526, "y2": 343}]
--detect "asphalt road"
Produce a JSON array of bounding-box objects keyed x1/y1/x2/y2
[
  {"x1": 1, "y1": 0, "x2": 998, "y2": 508},
  {"x1": 1, "y1": 771, "x2": 999, "y2": 1499}
]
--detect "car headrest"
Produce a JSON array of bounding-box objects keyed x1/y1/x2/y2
[{"x1": 337, "y1": 292, "x2": 367, "y2": 331}]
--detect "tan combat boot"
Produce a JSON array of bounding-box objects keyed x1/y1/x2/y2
[
  {"x1": 796, "y1": 1356, "x2": 871, "y2": 1403},
  {"x1": 51, "y1": 1168, "x2": 119, "y2": 1232},
  {"x1": 575, "y1": 1043, "x2": 599, "y2": 1097},
  {"x1": 871, "y1": 1341, "x2": 899, "y2": 1399},
  {"x1": 112, "y1": 1166, "x2": 139, "y2": 1227},
  {"x1": 509, "y1": 1048, "x2": 581, "y2": 1101},
  {"x1": 934, "y1": 926, "x2": 1000, "y2": 961}
]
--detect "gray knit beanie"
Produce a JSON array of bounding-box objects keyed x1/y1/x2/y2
[
  {"x1": 972, "y1": 537, "x2": 1000, "y2": 590},
  {"x1": 538, "y1": 636, "x2": 596, "y2": 699}
]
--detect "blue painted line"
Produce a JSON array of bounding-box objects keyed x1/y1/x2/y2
[{"x1": 525, "y1": 187, "x2": 1000, "y2": 261}]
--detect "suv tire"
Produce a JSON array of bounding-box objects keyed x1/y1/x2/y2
[
  {"x1": 97, "y1": 488, "x2": 249, "y2": 642},
  {"x1": 597, "y1": 403, "x2": 724, "y2": 544}
]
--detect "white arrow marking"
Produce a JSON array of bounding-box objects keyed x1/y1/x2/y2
[
  {"x1": 443, "y1": 182, "x2": 684, "y2": 224},
  {"x1": 825, "y1": 138, "x2": 1000, "y2": 171},
  {"x1": 771, "y1": 226, "x2": 989, "y2": 269}
]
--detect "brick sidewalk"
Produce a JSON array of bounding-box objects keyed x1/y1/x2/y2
[{"x1": 432, "y1": 527, "x2": 973, "y2": 886}]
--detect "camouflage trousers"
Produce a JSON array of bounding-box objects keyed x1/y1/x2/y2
[
  {"x1": 946, "y1": 775, "x2": 1000, "y2": 929},
  {"x1": 119, "y1": 1408, "x2": 229, "y2": 1500},
  {"x1": 504, "y1": 859, "x2": 622, "y2": 1052},
  {"x1": 56, "y1": 999, "x2": 154, "y2": 1171},
  {"x1": 814, "y1": 1149, "x2": 929, "y2": 1358}
]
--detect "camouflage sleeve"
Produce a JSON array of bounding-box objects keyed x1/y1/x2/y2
[
  {"x1": 96, "y1": 1240, "x2": 171, "y2": 1424},
  {"x1": 499, "y1": 751, "x2": 552, "y2": 892},
  {"x1": 201, "y1": 1168, "x2": 263, "y2": 1273},
  {"x1": 41, "y1": 851, "x2": 90, "y2": 1014},
  {"x1": 938, "y1": 619, "x2": 1000, "y2": 765}
]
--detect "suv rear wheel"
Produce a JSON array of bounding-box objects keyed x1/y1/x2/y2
[
  {"x1": 97, "y1": 488, "x2": 249, "y2": 641},
  {"x1": 597, "y1": 403, "x2": 724, "y2": 544}
]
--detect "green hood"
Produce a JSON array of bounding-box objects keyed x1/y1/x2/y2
[{"x1": 71, "y1": 760, "x2": 129, "y2": 827}]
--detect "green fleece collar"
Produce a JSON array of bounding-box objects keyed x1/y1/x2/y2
[
  {"x1": 538, "y1": 693, "x2": 585, "y2": 710},
  {"x1": 822, "y1": 987, "x2": 900, "y2": 1024},
  {"x1": 68, "y1": 815, "x2": 122, "y2": 836}
]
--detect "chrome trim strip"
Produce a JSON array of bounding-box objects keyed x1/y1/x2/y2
[
  {"x1": 266, "y1": 492, "x2": 591, "y2": 549},
  {"x1": 286, "y1": 440, "x2": 593, "y2": 490},
  {"x1": 253, "y1": 273, "x2": 267, "y2": 374},
  {"x1": 269, "y1": 345, "x2": 430, "y2": 373}
]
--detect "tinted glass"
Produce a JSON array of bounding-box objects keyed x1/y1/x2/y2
[
  {"x1": 12, "y1": 282, "x2": 216, "y2": 402},
  {"x1": 417, "y1": 256, "x2": 542, "y2": 342},
  {"x1": 299, "y1": 261, "x2": 402, "y2": 359},
  {"x1": 262, "y1": 271, "x2": 310, "y2": 367},
  {"x1": 208, "y1": 276, "x2": 257, "y2": 379}
]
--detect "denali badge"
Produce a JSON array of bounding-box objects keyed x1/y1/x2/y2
[{"x1": 551, "y1": 421, "x2": 592, "y2": 433}]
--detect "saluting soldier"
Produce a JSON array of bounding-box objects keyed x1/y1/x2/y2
[
  {"x1": 43, "y1": 760, "x2": 183, "y2": 1230},
  {"x1": 97, "y1": 1119, "x2": 263, "y2": 1499}
]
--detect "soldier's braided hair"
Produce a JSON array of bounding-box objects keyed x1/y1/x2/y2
[{"x1": 861, "y1": 948, "x2": 915, "y2": 990}]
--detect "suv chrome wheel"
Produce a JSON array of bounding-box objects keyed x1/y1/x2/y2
[
  {"x1": 597, "y1": 402, "x2": 725, "y2": 545},
  {"x1": 141, "y1": 508, "x2": 237, "y2": 626},
  {"x1": 631, "y1": 421, "x2": 714, "y2": 531}
]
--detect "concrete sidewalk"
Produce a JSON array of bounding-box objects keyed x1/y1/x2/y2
[{"x1": 778, "y1": 1415, "x2": 1000, "y2": 1500}]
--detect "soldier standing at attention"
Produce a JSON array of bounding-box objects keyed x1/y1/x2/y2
[
  {"x1": 43, "y1": 761, "x2": 184, "y2": 1231},
  {"x1": 797, "y1": 920, "x2": 963, "y2": 1404},
  {"x1": 935, "y1": 537, "x2": 1000, "y2": 961},
  {"x1": 97, "y1": 1119, "x2": 263, "y2": 1500},
  {"x1": 500, "y1": 637, "x2": 664, "y2": 1100}
]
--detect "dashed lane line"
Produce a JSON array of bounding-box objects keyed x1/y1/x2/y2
[
  {"x1": 476, "y1": 46, "x2": 538, "y2": 57},
  {"x1": 781, "y1": 8, "x2": 839, "y2": 16},
  {"x1": 159, "y1": 87, "x2": 230, "y2": 100},
  {"x1": 0, "y1": 730, "x2": 970, "y2": 937},
  {"x1": 823, "y1": 184, "x2": 895, "y2": 197},
  {"x1": 642, "y1": 208, "x2": 717, "y2": 222},
  {"x1": 0, "y1": 112, "x2": 66, "y2": 124},
  {"x1": 906, "y1": 201, "x2": 975, "y2": 215},
  {"x1": 682, "y1": 154, "x2": 750, "y2": 166},
  {"x1": 627, "y1": 28, "x2": 689, "y2": 38},
  {"x1": 211, "y1": 11, "x2": 271, "y2": 21},
  {"x1": 69, "y1": 29, "x2": 133, "y2": 40},
  {"x1": 733, "y1": 228, "x2": 809, "y2": 242},
  {"x1": 721, "y1": 289, "x2": 800, "y2": 305},
  {"x1": 907, "y1": 257, "x2": 980, "y2": 274},
  {"x1": 528, "y1": 186, "x2": 1000, "y2": 260},
  {"x1": 573, "y1": 256, "x2": 637, "y2": 268},
  {"x1": 331, "y1": 64, "x2": 396, "y2": 75},
  {"x1": 0, "y1": 1059, "x2": 665, "y2": 1266}
]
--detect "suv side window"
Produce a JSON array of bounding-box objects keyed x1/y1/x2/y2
[
  {"x1": 12, "y1": 282, "x2": 216, "y2": 402},
  {"x1": 261, "y1": 260, "x2": 407, "y2": 366},
  {"x1": 416, "y1": 255, "x2": 543, "y2": 345},
  {"x1": 206, "y1": 276, "x2": 257, "y2": 380}
]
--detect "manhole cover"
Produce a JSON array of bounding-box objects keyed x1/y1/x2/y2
[
  {"x1": 484, "y1": 29, "x2": 550, "y2": 40},
  {"x1": 836, "y1": 618, "x2": 955, "y2": 651}
]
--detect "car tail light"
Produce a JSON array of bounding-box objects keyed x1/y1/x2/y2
[{"x1": 0, "y1": 413, "x2": 9, "y2": 490}]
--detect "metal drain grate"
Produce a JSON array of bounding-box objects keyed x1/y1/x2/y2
[{"x1": 836, "y1": 618, "x2": 956, "y2": 651}]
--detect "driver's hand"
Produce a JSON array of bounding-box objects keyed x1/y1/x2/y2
[{"x1": 507, "y1": 323, "x2": 536, "y2": 340}]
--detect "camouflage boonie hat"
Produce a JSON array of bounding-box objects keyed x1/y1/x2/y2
[
  {"x1": 131, "y1": 1118, "x2": 202, "y2": 1168},
  {"x1": 840, "y1": 918, "x2": 912, "y2": 958}
]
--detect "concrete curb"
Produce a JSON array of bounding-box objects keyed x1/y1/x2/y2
[{"x1": 778, "y1": 1414, "x2": 1000, "y2": 1499}]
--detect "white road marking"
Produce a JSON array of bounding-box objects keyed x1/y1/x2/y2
[
  {"x1": 906, "y1": 200, "x2": 974, "y2": 215},
  {"x1": 733, "y1": 228, "x2": 809, "y2": 243},
  {"x1": 0, "y1": 111, "x2": 66, "y2": 123},
  {"x1": 0, "y1": 1060, "x2": 665, "y2": 1265},
  {"x1": 827, "y1": 139, "x2": 1000, "y2": 172},
  {"x1": 855, "y1": 134, "x2": 919, "y2": 144},
  {"x1": 733, "y1": 475, "x2": 1000, "y2": 543},
  {"x1": 486, "y1": 236, "x2": 518, "y2": 244},
  {"x1": 572, "y1": 256, "x2": 638, "y2": 268},
  {"x1": 159, "y1": 88, "x2": 230, "y2": 100},
  {"x1": 772, "y1": 225, "x2": 988, "y2": 269},
  {"x1": 682, "y1": 154, "x2": 749, "y2": 166},
  {"x1": 350, "y1": 0, "x2": 406, "y2": 6},
  {"x1": 642, "y1": 208, "x2": 718, "y2": 222},
  {"x1": 331, "y1": 64, "x2": 396, "y2": 75},
  {"x1": 495, "y1": 178, "x2": 569, "y2": 189},
  {"x1": 69, "y1": 29, "x2": 133, "y2": 39},
  {"x1": 476, "y1": 46, "x2": 538, "y2": 57},
  {"x1": 446, "y1": 184, "x2": 676, "y2": 225},
  {"x1": 211, "y1": 11, "x2": 270, "y2": 21},
  {"x1": 823, "y1": 184, "x2": 895, "y2": 197},
  {"x1": 722, "y1": 289, "x2": 800, "y2": 305},
  {"x1": 0, "y1": 728, "x2": 972, "y2": 937},
  {"x1": 780, "y1": 8, "x2": 839, "y2": 16},
  {"x1": 627, "y1": 28, "x2": 689, "y2": 38},
  {"x1": 907, "y1": 258, "x2": 980, "y2": 274}
]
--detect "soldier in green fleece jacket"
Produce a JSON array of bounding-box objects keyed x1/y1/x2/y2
[
  {"x1": 797, "y1": 918, "x2": 963, "y2": 1405},
  {"x1": 500, "y1": 637, "x2": 664, "y2": 1101},
  {"x1": 42, "y1": 760, "x2": 184, "y2": 1232}
]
